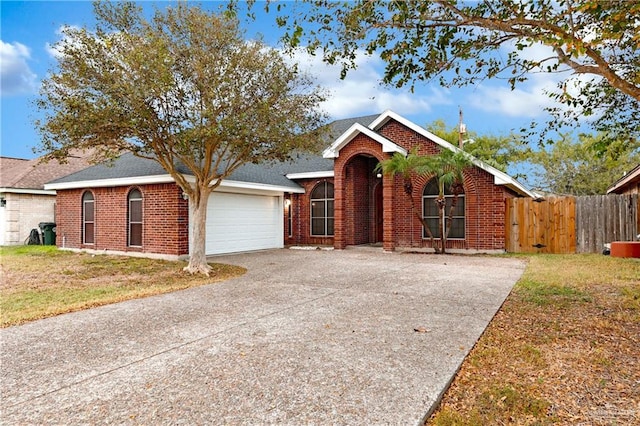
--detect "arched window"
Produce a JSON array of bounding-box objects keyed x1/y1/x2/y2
[
  {"x1": 422, "y1": 178, "x2": 465, "y2": 239},
  {"x1": 310, "y1": 181, "x2": 334, "y2": 236},
  {"x1": 127, "y1": 189, "x2": 143, "y2": 247},
  {"x1": 82, "y1": 191, "x2": 95, "y2": 244}
]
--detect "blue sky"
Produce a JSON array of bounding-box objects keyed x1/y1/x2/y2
[{"x1": 1, "y1": 1, "x2": 569, "y2": 161}]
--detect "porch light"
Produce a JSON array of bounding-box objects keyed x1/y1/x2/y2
[
  {"x1": 284, "y1": 199, "x2": 291, "y2": 207},
  {"x1": 376, "y1": 173, "x2": 382, "y2": 179}
]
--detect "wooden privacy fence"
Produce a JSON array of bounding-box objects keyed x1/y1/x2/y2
[{"x1": 505, "y1": 194, "x2": 638, "y2": 254}]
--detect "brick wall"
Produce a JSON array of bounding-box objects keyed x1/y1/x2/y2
[
  {"x1": 376, "y1": 120, "x2": 516, "y2": 251},
  {"x1": 286, "y1": 118, "x2": 522, "y2": 252},
  {"x1": 55, "y1": 183, "x2": 189, "y2": 256},
  {"x1": 285, "y1": 179, "x2": 335, "y2": 246}
]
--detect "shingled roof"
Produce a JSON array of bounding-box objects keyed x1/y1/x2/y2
[
  {"x1": 1, "y1": 150, "x2": 95, "y2": 192},
  {"x1": 46, "y1": 115, "x2": 380, "y2": 190}
]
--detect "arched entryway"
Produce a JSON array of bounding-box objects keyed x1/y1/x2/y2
[{"x1": 341, "y1": 154, "x2": 383, "y2": 246}]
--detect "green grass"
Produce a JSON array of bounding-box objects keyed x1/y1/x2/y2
[{"x1": 517, "y1": 277, "x2": 593, "y2": 306}]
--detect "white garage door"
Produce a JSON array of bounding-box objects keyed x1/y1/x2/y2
[{"x1": 205, "y1": 192, "x2": 282, "y2": 255}]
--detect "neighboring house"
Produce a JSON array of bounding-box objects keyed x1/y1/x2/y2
[
  {"x1": 607, "y1": 164, "x2": 640, "y2": 195},
  {"x1": 0, "y1": 151, "x2": 95, "y2": 245},
  {"x1": 607, "y1": 164, "x2": 640, "y2": 238},
  {"x1": 45, "y1": 110, "x2": 535, "y2": 259}
]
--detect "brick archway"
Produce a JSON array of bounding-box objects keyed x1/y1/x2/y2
[
  {"x1": 333, "y1": 141, "x2": 392, "y2": 249},
  {"x1": 341, "y1": 154, "x2": 381, "y2": 246}
]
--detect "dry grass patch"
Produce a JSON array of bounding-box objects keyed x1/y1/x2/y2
[
  {"x1": 1, "y1": 245, "x2": 246, "y2": 327},
  {"x1": 428, "y1": 254, "x2": 640, "y2": 425}
]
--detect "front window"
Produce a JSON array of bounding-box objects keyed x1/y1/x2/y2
[
  {"x1": 128, "y1": 188, "x2": 143, "y2": 247},
  {"x1": 310, "y1": 181, "x2": 334, "y2": 236},
  {"x1": 422, "y1": 178, "x2": 465, "y2": 239},
  {"x1": 82, "y1": 191, "x2": 95, "y2": 244},
  {"x1": 286, "y1": 198, "x2": 293, "y2": 238}
]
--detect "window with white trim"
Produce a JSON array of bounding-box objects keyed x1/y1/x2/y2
[
  {"x1": 82, "y1": 191, "x2": 95, "y2": 244},
  {"x1": 286, "y1": 198, "x2": 293, "y2": 238},
  {"x1": 128, "y1": 188, "x2": 143, "y2": 247}
]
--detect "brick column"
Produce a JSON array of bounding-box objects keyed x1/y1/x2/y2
[
  {"x1": 333, "y1": 165, "x2": 346, "y2": 249},
  {"x1": 382, "y1": 173, "x2": 395, "y2": 251}
]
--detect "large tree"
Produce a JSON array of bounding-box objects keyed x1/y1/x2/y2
[
  {"x1": 37, "y1": 1, "x2": 325, "y2": 275},
  {"x1": 267, "y1": 0, "x2": 640, "y2": 142},
  {"x1": 529, "y1": 133, "x2": 640, "y2": 195}
]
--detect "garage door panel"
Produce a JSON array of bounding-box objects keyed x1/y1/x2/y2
[{"x1": 205, "y1": 192, "x2": 282, "y2": 255}]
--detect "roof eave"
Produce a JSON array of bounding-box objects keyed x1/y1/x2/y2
[
  {"x1": 606, "y1": 164, "x2": 640, "y2": 194},
  {"x1": 0, "y1": 187, "x2": 56, "y2": 196},
  {"x1": 45, "y1": 174, "x2": 177, "y2": 190},
  {"x1": 286, "y1": 171, "x2": 334, "y2": 180},
  {"x1": 44, "y1": 174, "x2": 303, "y2": 194}
]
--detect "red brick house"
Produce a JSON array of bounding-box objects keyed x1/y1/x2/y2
[
  {"x1": 45, "y1": 111, "x2": 534, "y2": 259},
  {"x1": 607, "y1": 164, "x2": 640, "y2": 236}
]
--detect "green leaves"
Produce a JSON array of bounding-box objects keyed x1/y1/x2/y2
[
  {"x1": 530, "y1": 132, "x2": 640, "y2": 195},
  {"x1": 267, "y1": 0, "x2": 640, "y2": 142},
  {"x1": 38, "y1": 2, "x2": 326, "y2": 176}
]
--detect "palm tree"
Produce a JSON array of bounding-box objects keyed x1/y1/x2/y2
[
  {"x1": 377, "y1": 148, "x2": 472, "y2": 254},
  {"x1": 375, "y1": 150, "x2": 438, "y2": 249},
  {"x1": 417, "y1": 149, "x2": 472, "y2": 253}
]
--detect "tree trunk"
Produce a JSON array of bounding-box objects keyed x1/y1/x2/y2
[
  {"x1": 403, "y1": 179, "x2": 439, "y2": 253},
  {"x1": 444, "y1": 193, "x2": 460, "y2": 242},
  {"x1": 437, "y1": 197, "x2": 446, "y2": 254},
  {"x1": 184, "y1": 187, "x2": 213, "y2": 276}
]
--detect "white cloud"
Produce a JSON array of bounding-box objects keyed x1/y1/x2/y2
[
  {"x1": 287, "y1": 49, "x2": 452, "y2": 119},
  {"x1": 468, "y1": 76, "x2": 559, "y2": 118},
  {"x1": 0, "y1": 40, "x2": 37, "y2": 96},
  {"x1": 46, "y1": 25, "x2": 81, "y2": 59},
  {"x1": 467, "y1": 40, "x2": 603, "y2": 121}
]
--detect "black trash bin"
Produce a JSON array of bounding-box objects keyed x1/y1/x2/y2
[{"x1": 39, "y1": 222, "x2": 56, "y2": 245}]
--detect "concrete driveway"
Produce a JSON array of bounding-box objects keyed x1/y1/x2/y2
[{"x1": 1, "y1": 248, "x2": 525, "y2": 425}]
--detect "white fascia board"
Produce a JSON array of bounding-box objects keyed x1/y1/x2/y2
[
  {"x1": 370, "y1": 109, "x2": 458, "y2": 152},
  {"x1": 217, "y1": 179, "x2": 304, "y2": 194},
  {"x1": 478, "y1": 161, "x2": 537, "y2": 198},
  {"x1": 0, "y1": 187, "x2": 56, "y2": 196},
  {"x1": 371, "y1": 110, "x2": 536, "y2": 198},
  {"x1": 323, "y1": 123, "x2": 365, "y2": 158},
  {"x1": 607, "y1": 164, "x2": 640, "y2": 194},
  {"x1": 44, "y1": 174, "x2": 176, "y2": 190},
  {"x1": 285, "y1": 171, "x2": 334, "y2": 180},
  {"x1": 45, "y1": 173, "x2": 304, "y2": 195},
  {"x1": 323, "y1": 122, "x2": 407, "y2": 158}
]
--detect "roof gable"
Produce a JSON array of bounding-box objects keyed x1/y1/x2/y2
[
  {"x1": 324, "y1": 110, "x2": 535, "y2": 198},
  {"x1": 322, "y1": 123, "x2": 407, "y2": 158}
]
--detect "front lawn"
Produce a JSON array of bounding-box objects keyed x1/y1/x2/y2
[
  {"x1": 428, "y1": 254, "x2": 639, "y2": 425},
  {"x1": 0, "y1": 245, "x2": 246, "y2": 327}
]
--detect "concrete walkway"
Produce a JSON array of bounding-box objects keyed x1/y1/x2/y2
[{"x1": 0, "y1": 248, "x2": 526, "y2": 425}]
